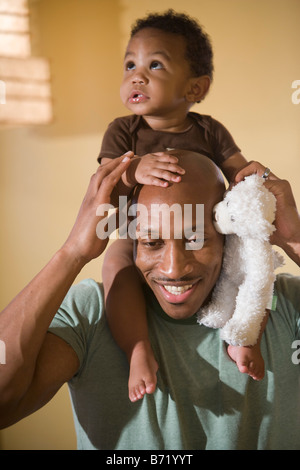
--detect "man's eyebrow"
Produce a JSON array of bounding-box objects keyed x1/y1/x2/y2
[{"x1": 138, "y1": 227, "x2": 160, "y2": 239}]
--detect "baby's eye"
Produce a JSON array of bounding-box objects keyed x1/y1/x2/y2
[
  {"x1": 150, "y1": 61, "x2": 164, "y2": 70},
  {"x1": 125, "y1": 61, "x2": 136, "y2": 71}
]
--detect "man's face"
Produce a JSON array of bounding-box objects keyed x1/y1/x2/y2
[{"x1": 134, "y1": 180, "x2": 224, "y2": 320}]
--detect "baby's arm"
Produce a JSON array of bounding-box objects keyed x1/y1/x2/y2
[
  {"x1": 220, "y1": 151, "x2": 248, "y2": 183},
  {"x1": 102, "y1": 238, "x2": 158, "y2": 402}
]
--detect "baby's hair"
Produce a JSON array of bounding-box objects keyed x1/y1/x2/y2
[{"x1": 130, "y1": 9, "x2": 214, "y2": 80}]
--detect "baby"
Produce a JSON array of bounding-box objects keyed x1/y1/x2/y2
[{"x1": 99, "y1": 10, "x2": 265, "y2": 402}]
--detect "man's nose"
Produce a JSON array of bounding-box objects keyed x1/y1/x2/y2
[{"x1": 159, "y1": 242, "x2": 193, "y2": 279}]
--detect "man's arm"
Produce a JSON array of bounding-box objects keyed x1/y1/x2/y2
[
  {"x1": 235, "y1": 161, "x2": 300, "y2": 266},
  {"x1": 266, "y1": 178, "x2": 300, "y2": 266},
  {"x1": 0, "y1": 154, "x2": 133, "y2": 429},
  {"x1": 0, "y1": 332, "x2": 79, "y2": 429}
]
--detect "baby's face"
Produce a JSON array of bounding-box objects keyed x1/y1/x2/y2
[{"x1": 120, "y1": 28, "x2": 193, "y2": 122}]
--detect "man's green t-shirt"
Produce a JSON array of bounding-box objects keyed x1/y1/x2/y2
[{"x1": 49, "y1": 273, "x2": 300, "y2": 450}]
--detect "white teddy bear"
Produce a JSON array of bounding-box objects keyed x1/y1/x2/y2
[{"x1": 197, "y1": 174, "x2": 284, "y2": 346}]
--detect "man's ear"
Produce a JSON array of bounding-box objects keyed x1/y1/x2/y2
[{"x1": 185, "y1": 76, "x2": 211, "y2": 104}]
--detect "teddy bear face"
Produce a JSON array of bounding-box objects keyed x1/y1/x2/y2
[
  {"x1": 213, "y1": 174, "x2": 276, "y2": 240},
  {"x1": 213, "y1": 198, "x2": 236, "y2": 234}
]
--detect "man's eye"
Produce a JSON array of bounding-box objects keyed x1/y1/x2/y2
[
  {"x1": 185, "y1": 236, "x2": 205, "y2": 250},
  {"x1": 150, "y1": 61, "x2": 164, "y2": 70},
  {"x1": 139, "y1": 239, "x2": 163, "y2": 249},
  {"x1": 125, "y1": 61, "x2": 136, "y2": 71},
  {"x1": 187, "y1": 238, "x2": 201, "y2": 244}
]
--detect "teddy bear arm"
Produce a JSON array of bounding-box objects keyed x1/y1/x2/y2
[
  {"x1": 198, "y1": 270, "x2": 239, "y2": 328},
  {"x1": 220, "y1": 241, "x2": 275, "y2": 346}
]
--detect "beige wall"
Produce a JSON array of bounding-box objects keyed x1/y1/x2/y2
[{"x1": 0, "y1": 0, "x2": 299, "y2": 449}]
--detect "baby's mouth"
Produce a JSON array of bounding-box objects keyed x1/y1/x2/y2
[{"x1": 129, "y1": 91, "x2": 149, "y2": 104}]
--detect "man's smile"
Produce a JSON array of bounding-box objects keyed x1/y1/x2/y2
[
  {"x1": 164, "y1": 284, "x2": 193, "y2": 294},
  {"x1": 154, "y1": 279, "x2": 201, "y2": 304}
]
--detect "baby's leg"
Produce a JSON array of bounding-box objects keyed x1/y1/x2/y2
[
  {"x1": 226, "y1": 310, "x2": 269, "y2": 381},
  {"x1": 102, "y1": 239, "x2": 158, "y2": 401}
]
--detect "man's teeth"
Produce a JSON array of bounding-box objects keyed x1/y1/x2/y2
[{"x1": 164, "y1": 285, "x2": 193, "y2": 295}]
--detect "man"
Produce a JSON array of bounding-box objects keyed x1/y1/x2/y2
[{"x1": 0, "y1": 151, "x2": 299, "y2": 450}]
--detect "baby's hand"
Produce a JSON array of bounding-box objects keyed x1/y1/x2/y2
[{"x1": 133, "y1": 152, "x2": 185, "y2": 187}]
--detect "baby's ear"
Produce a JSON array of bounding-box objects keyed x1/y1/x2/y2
[{"x1": 186, "y1": 76, "x2": 211, "y2": 103}]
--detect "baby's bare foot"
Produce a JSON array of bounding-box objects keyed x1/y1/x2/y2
[
  {"x1": 128, "y1": 341, "x2": 158, "y2": 402},
  {"x1": 227, "y1": 344, "x2": 265, "y2": 381}
]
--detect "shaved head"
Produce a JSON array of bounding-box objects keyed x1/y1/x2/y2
[{"x1": 137, "y1": 150, "x2": 225, "y2": 208}]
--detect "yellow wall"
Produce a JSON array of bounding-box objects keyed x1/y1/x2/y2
[{"x1": 0, "y1": 0, "x2": 299, "y2": 449}]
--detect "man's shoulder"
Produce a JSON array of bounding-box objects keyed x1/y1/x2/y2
[
  {"x1": 48, "y1": 280, "x2": 107, "y2": 377},
  {"x1": 275, "y1": 272, "x2": 300, "y2": 294},
  {"x1": 60, "y1": 278, "x2": 105, "y2": 323},
  {"x1": 274, "y1": 273, "x2": 300, "y2": 324},
  {"x1": 67, "y1": 277, "x2": 103, "y2": 296}
]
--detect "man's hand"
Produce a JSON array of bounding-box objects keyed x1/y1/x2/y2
[
  {"x1": 235, "y1": 160, "x2": 300, "y2": 265},
  {"x1": 125, "y1": 152, "x2": 185, "y2": 188},
  {"x1": 62, "y1": 153, "x2": 133, "y2": 265}
]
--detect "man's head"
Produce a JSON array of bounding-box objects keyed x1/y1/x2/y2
[{"x1": 133, "y1": 151, "x2": 225, "y2": 320}]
